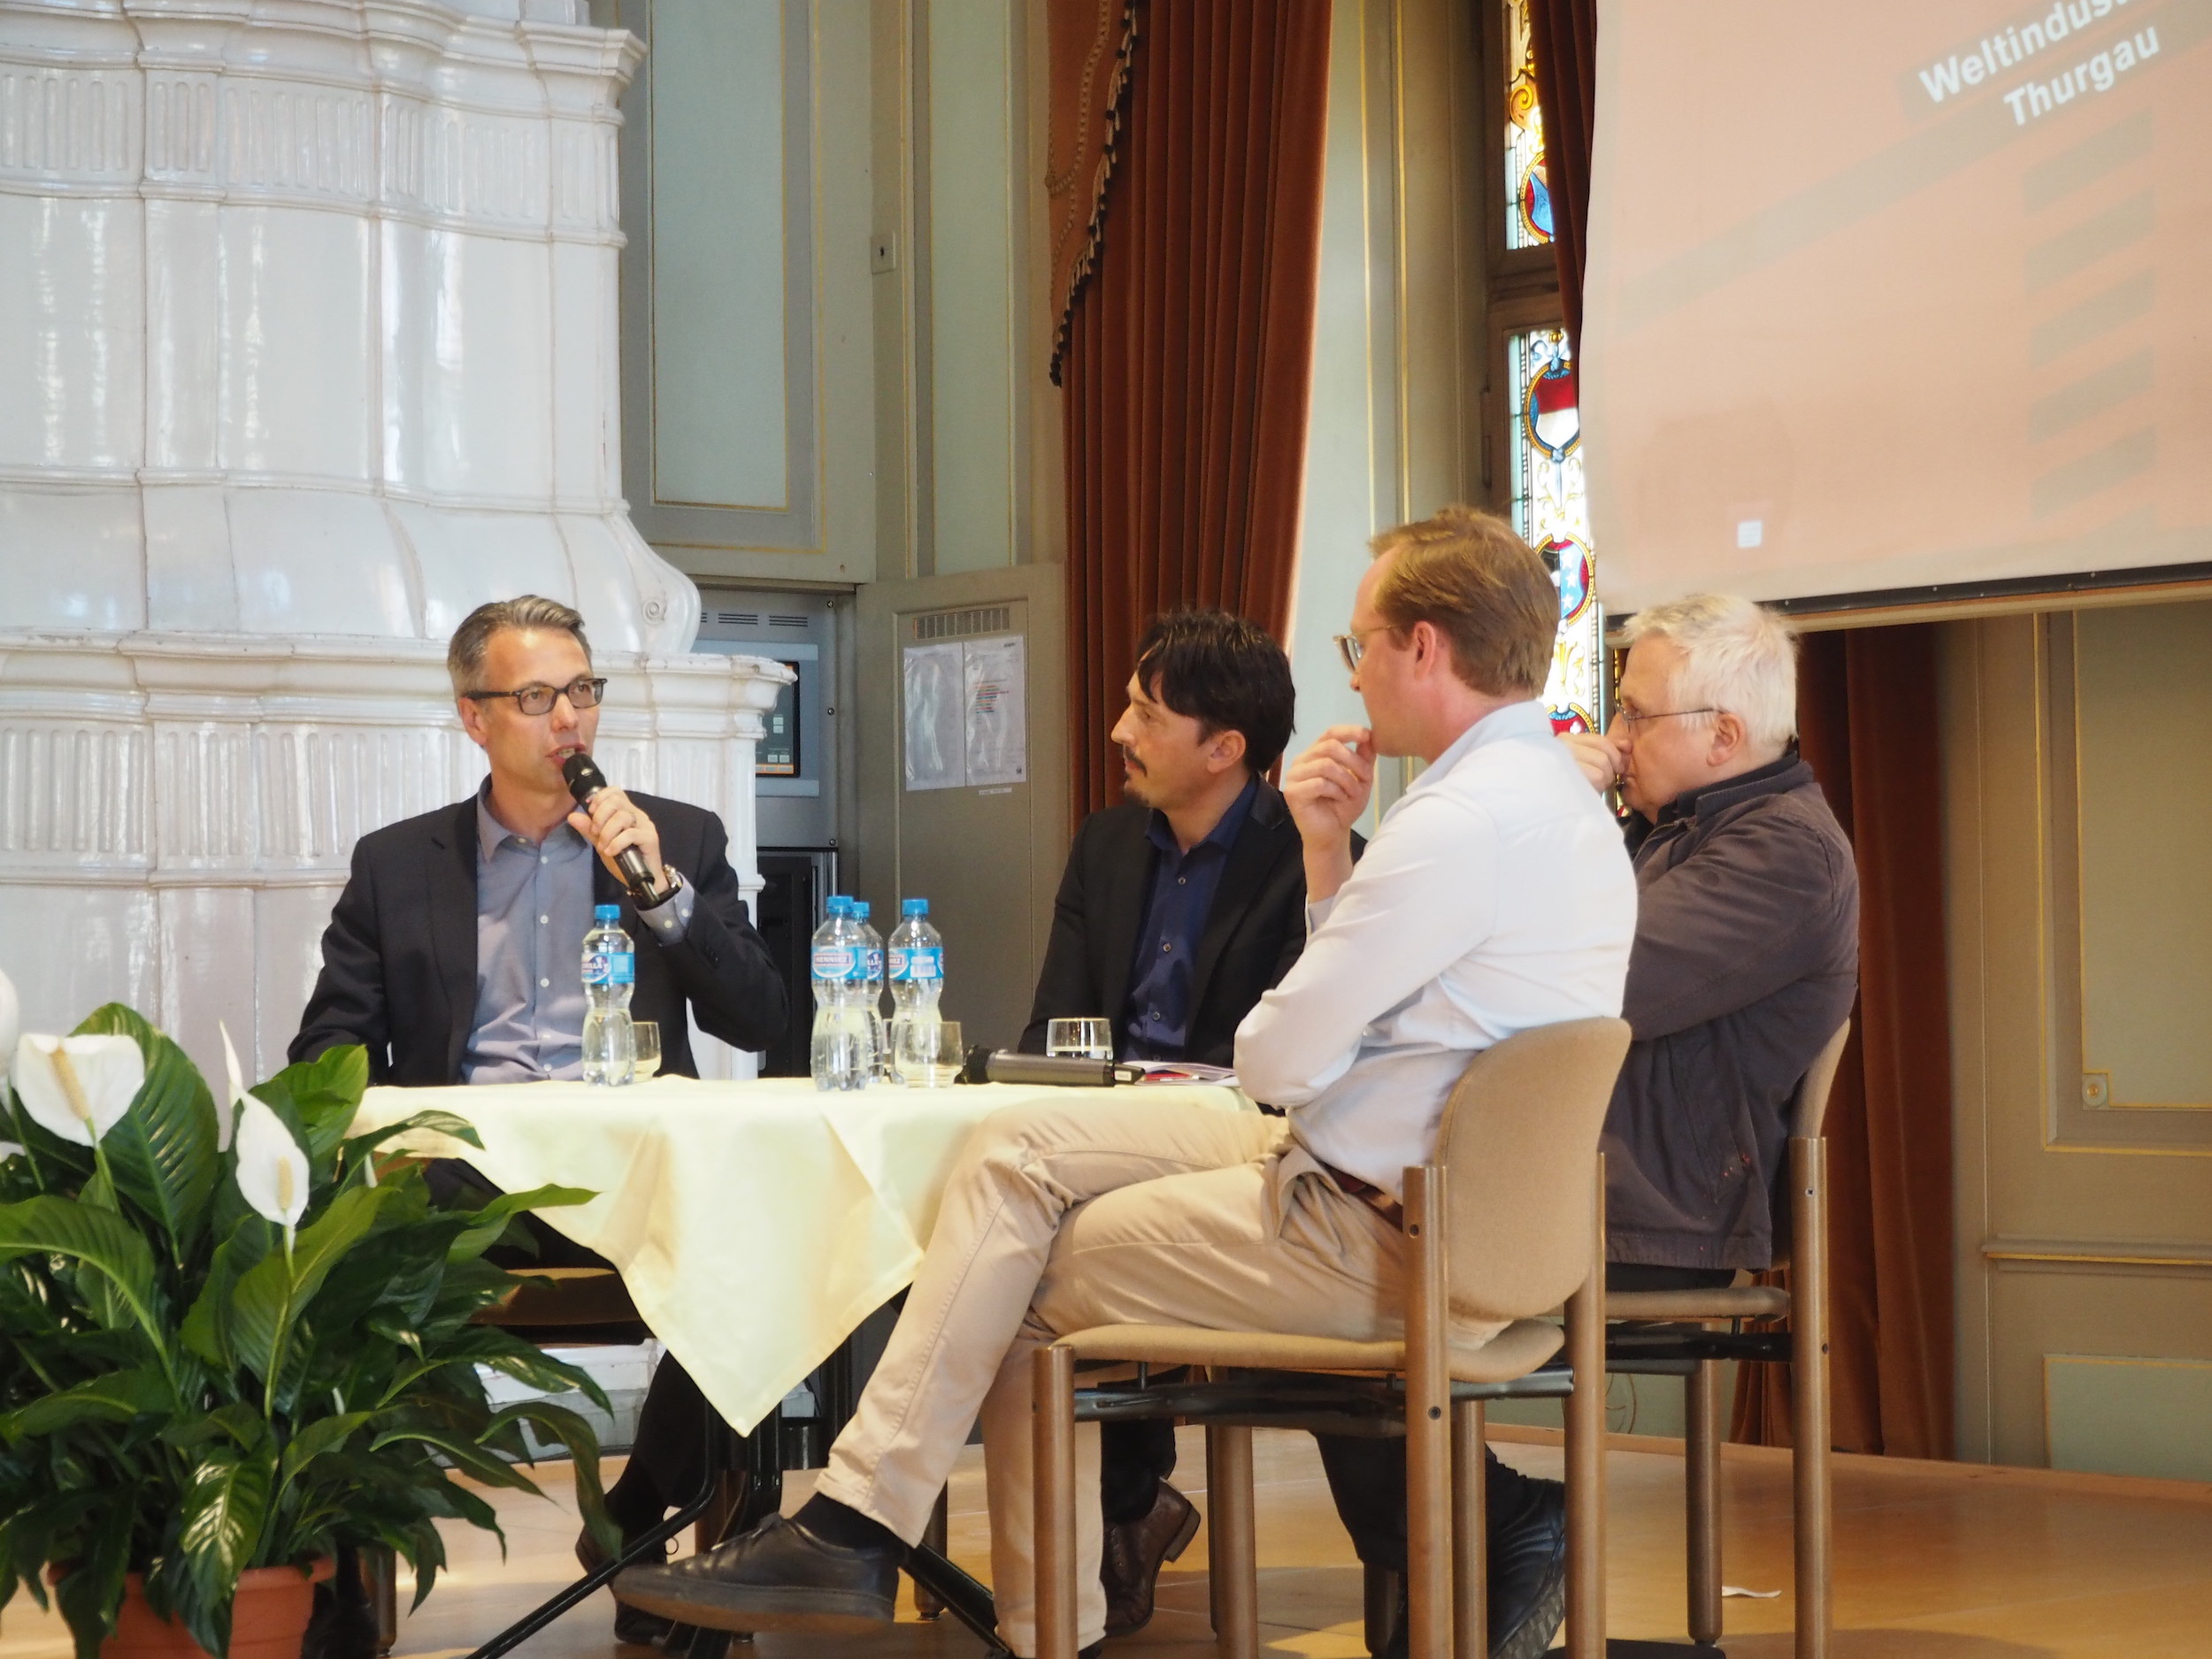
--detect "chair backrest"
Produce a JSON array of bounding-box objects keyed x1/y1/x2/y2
[
  {"x1": 1433, "y1": 1016, "x2": 1631, "y2": 1324},
  {"x1": 1791, "y1": 1020, "x2": 1853, "y2": 1141}
]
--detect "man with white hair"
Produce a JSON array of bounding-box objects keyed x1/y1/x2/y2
[
  {"x1": 1327, "y1": 594, "x2": 1858, "y2": 1658},
  {"x1": 1565, "y1": 591, "x2": 1859, "y2": 1279}
]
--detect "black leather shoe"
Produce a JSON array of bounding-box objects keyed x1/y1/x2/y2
[
  {"x1": 1369, "y1": 1477, "x2": 1566, "y2": 1659},
  {"x1": 1487, "y1": 1476, "x2": 1566, "y2": 1659},
  {"x1": 614, "y1": 1513, "x2": 900, "y2": 1634},
  {"x1": 579, "y1": 1525, "x2": 676, "y2": 1647},
  {"x1": 1101, "y1": 1479, "x2": 1202, "y2": 1638}
]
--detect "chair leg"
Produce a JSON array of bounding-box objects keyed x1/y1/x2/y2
[
  {"x1": 1404, "y1": 1167, "x2": 1451, "y2": 1659},
  {"x1": 1562, "y1": 1163, "x2": 1607, "y2": 1659},
  {"x1": 1452, "y1": 1400, "x2": 1486, "y2": 1659},
  {"x1": 913, "y1": 1488, "x2": 950, "y2": 1618},
  {"x1": 1686, "y1": 1358, "x2": 1724, "y2": 1646},
  {"x1": 1791, "y1": 1138, "x2": 1832, "y2": 1659},
  {"x1": 1035, "y1": 1345, "x2": 1080, "y2": 1659},
  {"x1": 1204, "y1": 1424, "x2": 1260, "y2": 1659}
]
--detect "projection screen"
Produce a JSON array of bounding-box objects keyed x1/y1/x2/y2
[{"x1": 1581, "y1": 0, "x2": 2211, "y2": 613}]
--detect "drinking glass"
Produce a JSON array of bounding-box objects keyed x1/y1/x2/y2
[
  {"x1": 1045, "y1": 1018, "x2": 1114, "y2": 1062},
  {"x1": 899, "y1": 1019, "x2": 964, "y2": 1088},
  {"x1": 633, "y1": 1021, "x2": 662, "y2": 1080}
]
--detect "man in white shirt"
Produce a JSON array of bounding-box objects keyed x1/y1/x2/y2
[{"x1": 615, "y1": 506, "x2": 1637, "y2": 1659}]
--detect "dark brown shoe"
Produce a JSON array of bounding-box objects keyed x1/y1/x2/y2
[
  {"x1": 1101, "y1": 1480, "x2": 1202, "y2": 1638},
  {"x1": 579, "y1": 1525, "x2": 676, "y2": 1647}
]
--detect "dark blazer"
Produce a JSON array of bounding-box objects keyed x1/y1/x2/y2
[
  {"x1": 1019, "y1": 780, "x2": 1315, "y2": 1068},
  {"x1": 291, "y1": 791, "x2": 787, "y2": 1085}
]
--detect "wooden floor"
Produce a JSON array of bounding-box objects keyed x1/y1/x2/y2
[{"x1": 6, "y1": 1427, "x2": 2210, "y2": 1658}]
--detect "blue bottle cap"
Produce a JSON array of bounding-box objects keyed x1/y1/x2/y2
[
  {"x1": 827, "y1": 895, "x2": 850, "y2": 914},
  {"x1": 854, "y1": 902, "x2": 872, "y2": 919},
  {"x1": 594, "y1": 903, "x2": 620, "y2": 922},
  {"x1": 902, "y1": 898, "x2": 928, "y2": 916}
]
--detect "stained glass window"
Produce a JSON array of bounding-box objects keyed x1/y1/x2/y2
[
  {"x1": 1504, "y1": 0, "x2": 1553, "y2": 250},
  {"x1": 1509, "y1": 326, "x2": 1601, "y2": 733}
]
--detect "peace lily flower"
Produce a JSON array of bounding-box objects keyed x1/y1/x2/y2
[
  {"x1": 233, "y1": 1088, "x2": 310, "y2": 1231},
  {"x1": 11, "y1": 1034, "x2": 144, "y2": 1148},
  {"x1": 218, "y1": 1021, "x2": 248, "y2": 1154},
  {"x1": 0, "y1": 966, "x2": 19, "y2": 1081}
]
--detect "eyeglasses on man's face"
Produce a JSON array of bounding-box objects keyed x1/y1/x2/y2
[
  {"x1": 463, "y1": 676, "x2": 609, "y2": 716},
  {"x1": 1332, "y1": 625, "x2": 1396, "y2": 675},
  {"x1": 1609, "y1": 702, "x2": 1716, "y2": 734}
]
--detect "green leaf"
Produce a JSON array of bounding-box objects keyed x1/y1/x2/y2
[
  {"x1": 180, "y1": 1213, "x2": 272, "y2": 1370},
  {"x1": 52, "y1": 1490, "x2": 132, "y2": 1659},
  {"x1": 342, "y1": 1109, "x2": 483, "y2": 1162},
  {"x1": 250, "y1": 1047, "x2": 369, "y2": 1166},
  {"x1": 367, "y1": 1418, "x2": 541, "y2": 1495},
  {"x1": 0, "y1": 1195, "x2": 165, "y2": 1357},
  {"x1": 0, "y1": 1366, "x2": 171, "y2": 1440},
  {"x1": 229, "y1": 1185, "x2": 388, "y2": 1397},
  {"x1": 181, "y1": 1442, "x2": 275, "y2": 1577},
  {"x1": 445, "y1": 1183, "x2": 596, "y2": 1263},
  {"x1": 73, "y1": 1005, "x2": 220, "y2": 1263},
  {"x1": 278, "y1": 1411, "x2": 373, "y2": 1489},
  {"x1": 482, "y1": 1400, "x2": 618, "y2": 1558}
]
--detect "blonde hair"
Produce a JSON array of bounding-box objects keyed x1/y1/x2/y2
[
  {"x1": 1615, "y1": 594, "x2": 1797, "y2": 749},
  {"x1": 1368, "y1": 506, "x2": 1556, "y2": 698}
]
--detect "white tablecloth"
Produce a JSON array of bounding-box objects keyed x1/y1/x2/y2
[{"x1": 350, "y1": 1077, "x2": 1251, "y2": 1433}]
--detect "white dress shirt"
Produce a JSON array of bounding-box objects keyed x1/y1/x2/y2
[{"x1": 1235, "y1": 700, "x2": 1637, "y2": 1197}]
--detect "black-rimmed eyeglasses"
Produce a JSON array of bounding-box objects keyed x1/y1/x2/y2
[{"x1": 462, "y1": 677, "x2": 609, "y2": 716}]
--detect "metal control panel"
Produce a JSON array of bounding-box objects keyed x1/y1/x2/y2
[{"x1": 693, "y1": 588, "x2": 840, "y2": 851}]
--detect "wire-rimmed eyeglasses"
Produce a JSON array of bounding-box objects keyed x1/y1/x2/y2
[
  {"x1": 461, "y1": 677, "x2": 609, "y2": 716},
  {"x1": 1332, "y1": 626, "x2": 1396, "y2": 675},
  {"x1": 1610, "y1": 703, "x2": 1716, "y2": 732}
]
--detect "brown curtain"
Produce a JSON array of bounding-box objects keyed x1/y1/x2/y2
[
  {"x1": 1046, "y1": 0, "x2": 1140, "y2": 380},
  {"x1": 1732, "y1": 625, "x2": 1955, "y2": 1459},
  {"x1": 1525, "y1": 0, "x2": 1598, "y2": 349},
  {"x1": 1056, "y1": 0, "x2": 1333, "y2": 823}
]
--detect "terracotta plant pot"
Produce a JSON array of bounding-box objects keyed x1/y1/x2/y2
[{"x1": 50, "y1": 1560, "x2": 334, "y2": 1659}]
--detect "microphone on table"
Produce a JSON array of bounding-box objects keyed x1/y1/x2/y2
[{"x1": 561, "y1": 751, "x2": 672, "y2": 909}]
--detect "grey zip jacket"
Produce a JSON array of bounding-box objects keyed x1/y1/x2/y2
[{"x1": 1601, "y1": 751, "x2": 1861, "y2": 1270}]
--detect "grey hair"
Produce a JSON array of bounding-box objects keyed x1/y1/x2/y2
[
  {"x1": 447, "y1": 595, "x2": 592, "y2": 695},
  {"x1": 1614, "y1": 594, "x2": 1798, "y2": 750}
]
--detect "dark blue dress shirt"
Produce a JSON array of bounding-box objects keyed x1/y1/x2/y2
[{"x1": 1121, "y1": 776, "x2": 1259, "y2": 1060}]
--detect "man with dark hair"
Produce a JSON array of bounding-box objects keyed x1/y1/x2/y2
[
  {"x1": 1019, "y1": 608, "x2": 1306, "y2": 1635},
  {"x1": 293, "y1": 595, "x2": 786, "y2": 1645}
]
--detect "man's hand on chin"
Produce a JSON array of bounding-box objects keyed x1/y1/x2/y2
[
  {"x1": 1559, "y1": 729, "x2": 1628, "y2": 795},
  {"x1": 569, "y1": 786, "x2": 670, "y2": 897},
  {"x1": 1282, "y1": 726, "x2": 1375, "y2": 902}
]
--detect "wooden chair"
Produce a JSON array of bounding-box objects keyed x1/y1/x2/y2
[
  {"x1": 1605, "y1": 1019, "x2": 1852, "y2": 1659},
  {"x1": 1032, "y1": 1017, "x2": 1633, "y2": 1659}
]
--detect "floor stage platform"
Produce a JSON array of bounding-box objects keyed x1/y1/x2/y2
[{"x1": 4, "y1": 1426, "x2": 2207, "y2": 1658}]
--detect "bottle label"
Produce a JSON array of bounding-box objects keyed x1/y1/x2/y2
[
  {"x1": 864, "y1": 948, "x2": 884, "y2": 981},
  {"x1": 582, "y1": 952, "x2": 610, "y2": 986},
  {"x1": 608, "y1": 950, "x2": 634, "y2": 986},
  {"x1": 812, "y1": 945, "x2": 855, "y2": 980},
  {"x1": 891, "y1": 946, "x2": 942, "y2": 983}
]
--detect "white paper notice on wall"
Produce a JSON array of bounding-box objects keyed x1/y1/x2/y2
[
  {"x1": 902, "y1": 634, "x2": 1029, "y2": 792},
  {"x1": 963, "y1": 634, "x2": 1027, "y2": 787},
  {"x1": 902, "y1": 642, "x2": 966, "y2": 791}
]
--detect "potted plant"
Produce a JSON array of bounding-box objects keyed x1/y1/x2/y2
[{"x1": 0, "y1": 1004, "x2": 618, "y2": 1659}]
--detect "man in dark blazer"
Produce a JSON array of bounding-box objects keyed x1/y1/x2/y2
[
  {"x1": 291, "y1": 595, "x2": 785, "y2": 1647},
  {"x1": 1018, "y1": 609, "x2": 1305, "y2": 1638}
]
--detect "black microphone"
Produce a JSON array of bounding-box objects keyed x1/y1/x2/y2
[{"x1": 561, "y1": 752, "x2": 670, "y2": 908}]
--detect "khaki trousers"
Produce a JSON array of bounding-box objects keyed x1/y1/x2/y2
[{"x1": 813, "y1": 1100, "x2": 1450, "y2": 1656}]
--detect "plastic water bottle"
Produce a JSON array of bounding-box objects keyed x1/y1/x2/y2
[
  {"x1": 580, "y1": 903, "x2": 636, "y2": 1086},
  {"x1": 852, "y1": 902, "x2": 888, "y2": 1079},
  {"x1": 887, "y1": 899, "x2": 944, "y2": 1085},
  {"x1": 810, "y1": 897, "x2": 870, "y2": 1091}
]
